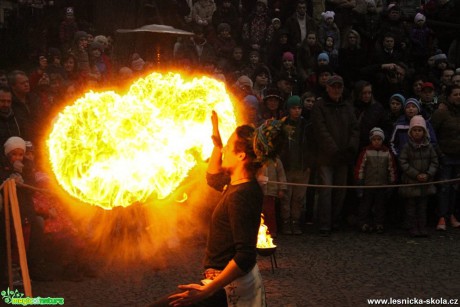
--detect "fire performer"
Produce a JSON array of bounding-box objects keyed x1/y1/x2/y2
[{"x1": 150, "y1": 111, "x2": 283, "y2": 307}]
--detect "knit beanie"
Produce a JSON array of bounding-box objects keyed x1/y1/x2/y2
[
  {"x1": 389, "y1": 93, "x2": 406, "y2": 105},
  {"x1": 409, "y1": 115, "x2": 428, "y2": 137},
  {"x1": 236, "y1": 75, "x2": 253, "y2": 88},
  {"x1": 414, "y1": 13, "x2": 426, "y2": 23},
  {"x1": 282, "y1": 51, "x2": 294, "y2": 61},
  {"x1": 4, "y1": 136, "x2": 26, "y2": 155},
  {"x1": 369, "y1": 127, "x2": 385, "y2": 141},
  {"x1": 286, "y1": 95, "x2": 302, "y2": 109},
  {"x1": 317, "y1": 52, "x2": 330, "y2": 63},
  {"x1": 404, "y1": 98, "x2": 421, "y2": 113},
  {"x1": 322, "y1": 11, "x2": 335, "y2": 21}
]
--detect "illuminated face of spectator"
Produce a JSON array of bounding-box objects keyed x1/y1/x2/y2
[
  {"x1": 296, "y1": 3, "x2": 307, "y2": 17},
  {"x1": 233, "y1": 48, "x2": 243, "y2": 61},
  {"x1": 441, "y1": 69, "x2": 454, "y2": 85},
  {"x1": 347, "y1": 33, "x2": 357, "y2": 46},
  {"x1": 360, "y1": 85, "x2": 372, "y2": 103},
  {"x1": 266, "y1": 97, "x2": 280, "y2": 111},
  {"x1": 0, "y1": 90, "x2": 12, "y2": 113},
  {"x1": 64, "y1": 57, "x2": 75, "y2": 72},
  {"x1": 306, "y1": 34, "x2": 316, "y2": 46},
  {"x1": 318, "y1": 72, "x2": 331, "y2": 86},
  {"x1": 404, "y1": 103, "x2": 419, "y2": 118},
  {"x1": 451, "y1": 75, "x2": 460, "y2": 87},
  {"x1": 389, "y1": 99, "x2": 402, "y2": 114},
  {"x1": 420, "y1": 87, "x2": 435, "y2": 103},
  {"x1": 326, "y1": 82, "x2": 343, "y2": 102},
  {"x1": 383, "y1": 36, "x2": 395, "y2": 50},
  {"x1": 412, "y1": 79, "x2": 423, "y2": 97},
  {"x1": 303, "y1": 96, "x2": 315, "y2": 111},
  {"x1": 12, "y1": 74, "x2": 30, "y2": 95},
  {"x1": 448, "y1": 88, "x2": 460, "y2": 106}
]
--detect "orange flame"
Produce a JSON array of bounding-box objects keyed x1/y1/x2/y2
[
  {"x1": 47, "y1": 72, "x2": 236, "y2": 210},
  {"x1": 257, "y1": 215, "x2": 276, "y2": 248}
]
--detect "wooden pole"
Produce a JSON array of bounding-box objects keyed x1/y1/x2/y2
[
  {"x1": 8, "y1": 180, "x2": 32, "y2": 297},
  {"x1": 3, "y1": 180, "x2": 13, "y2": 289}
]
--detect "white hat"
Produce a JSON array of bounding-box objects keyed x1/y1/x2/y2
[
  {"x1": 369, "y1": 127, "x2": 385, "y2": 141},
  {"x1": 4, "y1": 136, "x2": 26, "y2": 155},
  {"x1": 322, "y1": 11, "x2": 335, "y2": 21},
  {"x1": 414, "y1": 13, "x2": 426, "y2": 23},
  {"x1": 409, "y1": 115, "x2": 428, "y2": 138}
]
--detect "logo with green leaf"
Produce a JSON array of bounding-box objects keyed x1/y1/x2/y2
[{"x1": 1, "y1": 287, "x2": 24, "y2": 304}]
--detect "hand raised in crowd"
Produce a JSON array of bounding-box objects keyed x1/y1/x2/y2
[{"x1": 211, "y1": 110, "x2": 222, "y2": 148}]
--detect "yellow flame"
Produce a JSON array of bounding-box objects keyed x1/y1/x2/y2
[
  {"x1": 47, "y1": 72, "x2": 236, "y2": 209},
  {"x1": 257, "y1": 215, "x2": 276, "y2": 248}
]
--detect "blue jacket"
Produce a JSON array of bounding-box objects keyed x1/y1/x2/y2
[{"x1": 390, "y1": 115, "x2": 438, "y2": 157}]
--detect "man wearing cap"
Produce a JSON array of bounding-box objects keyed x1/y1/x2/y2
[
  {"x1": 276, "y1": 72, "x2": 298, "y2": 102},
  {"x1": 419, "y1": 82, "x2": 438, "y2": 120},
  {"x1": 312, "y1": 74, "x2": 360, "y2": 236}
]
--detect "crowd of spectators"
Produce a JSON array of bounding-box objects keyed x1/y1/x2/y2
[{"x1": 1, "y1": 0, "x2": 460, "y2": 284}]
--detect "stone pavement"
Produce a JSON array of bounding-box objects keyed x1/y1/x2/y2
[{"x1": 6, "y1": 225, "x2": 460, "y2": 307}]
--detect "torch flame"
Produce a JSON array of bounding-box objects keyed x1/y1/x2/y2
[
  {"x1": 257, "y1": 215, "x2": 276, "y2": 248},
  {"x1": 47, "y1": 72, "x2": 236, "y2": 209}
]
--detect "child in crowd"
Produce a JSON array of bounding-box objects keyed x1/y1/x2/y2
[
  {"x1": 0, "y1": 137, "x2": 48, "y2": 282},
  {"x1": 390, "y1": 98, "x2": 437, "y2": 157},
  {"x1": 354, "y1": 127, "x2": 397, "y2": 233},
  {"x1": 261, "y1": 87, "x2": 285, "y2": 120},
  {"x1": 398, "y1": 115, "x2": 439, "y2": 237},
  {"x1": 418, "y1": 82, "x2": 438, "y2": 120},
  {"x1": 323, "y1": 36, "x2": 339, "y2": 71},
  {"x1": 409, "y1": 13, "x2": 436, "y2": 71},
  {"x1": 382, "y1": 93, "x2": 404, "y2": 142},
  {"x1": 318, "y1": 11, "x2": 340, "y2": 50},
  {"x1": 256, "y1": 156, "x2": 287, "y2": 238},
  {"x1": 279, "y1": 96, "x2": 312, "y2": 235},
  {"x1": 301, "y1": 91, "x2": 316, "y2": 120}
]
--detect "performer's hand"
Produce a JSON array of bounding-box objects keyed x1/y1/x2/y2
[
  {"x1": 168, "y1": 283, "x2": 209, "y2": 306},
  {"x1": 211, "y1": 110, "x2": 222, "y2": 148}
]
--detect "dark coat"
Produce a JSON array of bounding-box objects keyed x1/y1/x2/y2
[
  {"x1": 431, "y1": 101, "x2": 460, "y2": 158},
  {"x1": 398, "y1": 138, "x2": 439, "y2": 198},
  {"x1": 311, "y1": 95, "x2": 360, "y2": 166}
]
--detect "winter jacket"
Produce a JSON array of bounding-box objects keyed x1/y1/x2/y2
[
  {"x1": 431, "y1": 101, "x2": 460, "y2": 158},
  {"x1": 257, "y1": 158, "x2": 288, "y2": 197},
  {"x1": 398, "y1": 137, "x2": 439, "y2": 198},
  {"x1": 354, "y1": 144, "x2": 397, "y2": 185},
  {"x1": 279, "y1": 116, "x2": 313, "y2": 171},
  {"x1": 390, "y1": 115, "x2": 438, "y2": 157},
  {"x1": 311, "y1": 96, "x2": 360, "y2": 166}
]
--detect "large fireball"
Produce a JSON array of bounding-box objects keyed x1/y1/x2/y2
[{"x1": 48, "y1": 72, "x2": 236, "y2": 210}]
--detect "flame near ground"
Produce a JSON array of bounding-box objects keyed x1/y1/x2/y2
[{"x1": 44, "y1": 72, "x2": 238, "y2": 265}]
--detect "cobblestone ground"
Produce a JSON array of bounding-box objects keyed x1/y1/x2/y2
[{"x1": 9, "y1": 226, "x2": 460, "y2": 307}]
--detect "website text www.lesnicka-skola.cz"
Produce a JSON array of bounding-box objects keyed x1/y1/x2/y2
[{"x1": 367, "y1": 297, "x2": 459, "y2": 305}]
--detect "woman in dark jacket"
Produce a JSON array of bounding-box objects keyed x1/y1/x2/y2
[
  {"x1": 350, "y1": 80, "x2": 386, "y2": 150},
  {"x1": 431, "y1": 85, "x2": 460, "y2": 230}
]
